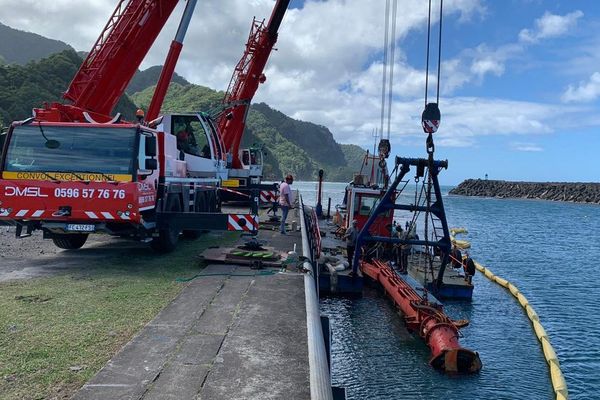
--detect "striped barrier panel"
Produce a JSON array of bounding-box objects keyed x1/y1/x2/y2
[
  {"x1": 259, "y1": 190, "x2": 277, "y2": 203},
  {"x1": 227, "y1": 214, "x2": 259, "y2": 232},
  {"x1": 0, "y1": 208, "x2": 133, "y2": 220}
]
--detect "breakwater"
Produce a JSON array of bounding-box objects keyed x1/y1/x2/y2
[{"x1": 450, "y1": 179, "x2": 600, "y2": 204}]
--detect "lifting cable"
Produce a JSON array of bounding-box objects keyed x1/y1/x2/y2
[
  {"x1": 386, "y1": 0, "x2": 398, "y2": 141},
  {"x1": 422, "y1": 0, "x2": 443, "y2": 157},
  {"x1": 379, "y1": 0, "x2": 391, "y2": 138},
  {"x1": 379, "y1": 0, "x2": 398, "y2": 141},
  {"x1": 376, "y1": 0, "x2": 398, "y2": 168},
  {"x1": 421, "y1": 0, "x2": 444, "y2": 288}
]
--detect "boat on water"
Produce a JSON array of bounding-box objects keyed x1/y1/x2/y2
[
  {"x1": 323, "y1": 151, "x2": 474, "y2": 300},
  {"x1": 310, "y1": 148, "x2": 482, "y2": 373}
]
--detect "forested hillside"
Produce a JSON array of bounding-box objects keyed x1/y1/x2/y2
[
  {"x1": 126, "y1": 65, "x2": 190, "y2": 95},
  {"x1": 0, "y1": 17, "x2": 365, "y2": 182},
  {"x1": 131, "y1": 83, "x2": 365, "y2": 181},
  {"x1": 0, "y1": 50, "x2": 138, "y2": 126},
  {"x1": 0, "y1": 22, "x2": 73, "y2": 65}
]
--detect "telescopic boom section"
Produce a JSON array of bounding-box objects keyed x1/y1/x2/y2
[
  {"x1": 64, "y1": 0, "x2": 179, "y2": 118},
  {"x1": 147, "y1": 0, "x2": 197, "y2": 121},
  {"x1": 219, "y1": 0, "x2": 290, "y2": 169}
]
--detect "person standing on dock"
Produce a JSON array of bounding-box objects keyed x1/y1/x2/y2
[
  {"x1": 279, "y1": 174, "x2": 294, "y2": 234},
  {"x1": 344, "y1": 220, "x2": 359, "y2": 271}
]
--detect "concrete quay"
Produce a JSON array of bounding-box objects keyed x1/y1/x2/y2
[{"x1": 73, "y1": 224, "x2": 318, "y2": 399}]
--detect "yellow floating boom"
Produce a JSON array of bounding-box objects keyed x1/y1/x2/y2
[{"x1": 474, "y1": 261, "x2": 568, "y2": 400}]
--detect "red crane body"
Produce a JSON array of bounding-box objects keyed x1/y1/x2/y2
[
  {"x1": 219, "y1": 0, "x2": 290, "y2": 169},
  {"x1": 35, "y1": 0, "x2": 179, "y2": 123}
]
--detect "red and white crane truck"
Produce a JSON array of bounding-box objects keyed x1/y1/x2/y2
[{"x1": 0, "y1": 0, "x2": 289, "y2": 252}]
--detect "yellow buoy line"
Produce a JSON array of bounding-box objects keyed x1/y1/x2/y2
[
  {"x1": 474, "y1": 261, "x2": 568, "y2": 400},
  {"x1": 449, "y1": 227, "x2": 471, "y2": 249}
]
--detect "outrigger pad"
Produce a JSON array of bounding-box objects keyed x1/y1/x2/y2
[
  {"x1": 199, "y1": 247, "x2": 284, "y2": 267},
  {"x1": 239, "y1": 237, "x2": 267, "y2": 251}
]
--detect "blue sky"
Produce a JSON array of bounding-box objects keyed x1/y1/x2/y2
[
  {"x1": 280, "y1": 0, "x2": 600, "y2": 184},
  {"x1": 1, "y1": 0, "x2": 598, "y2": 184}
]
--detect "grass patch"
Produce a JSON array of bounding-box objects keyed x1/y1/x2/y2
[{"x1": 0, "y1": 232, "x2": 238, "y2": 400}]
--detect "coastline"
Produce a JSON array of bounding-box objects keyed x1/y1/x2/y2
[{"x1": 449, "y1": 179, "x2": 600, "y2": 204}]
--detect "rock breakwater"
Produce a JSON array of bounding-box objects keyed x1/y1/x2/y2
[{"x1": 449, "y1": 179, "x2": 600, "y2": 204}]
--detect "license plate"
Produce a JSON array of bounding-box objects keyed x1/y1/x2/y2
[{"x1": 66, "y1": 224, "x2": 95, "y2": 232}]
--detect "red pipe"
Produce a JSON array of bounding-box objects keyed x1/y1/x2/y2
[{"x1": 361, "y1": 259, "x2": 482, "y2": 373}]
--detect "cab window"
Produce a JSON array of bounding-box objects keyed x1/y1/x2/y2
[{"x1": 171, "y1": 116, "x2": 211, "y2": 158}]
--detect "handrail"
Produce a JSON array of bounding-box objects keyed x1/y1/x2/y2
[{"x1": 299, "y1": 195, "x2": 334, "y2": 400}]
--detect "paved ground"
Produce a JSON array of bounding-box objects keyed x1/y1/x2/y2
[
  {"x1": 0, "y1": 227, "x2": 134, "y2": 282},
  {"x1": 72, "y1": 227, "x2": 310, "y2": 400}
]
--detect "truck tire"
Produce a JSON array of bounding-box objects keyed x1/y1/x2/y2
[
  {"x1": 207, "y1": 191, "x2": 217, "y2": 212},
  {"x1": 52, "y1": 234, "x2": 88, "y2": 250},
  {"x1": 183, "y1": 191, "x2": 207, "y2": 239},
  {"x1": 151, "y1": 195, "x2": 181, "y2": 252}
]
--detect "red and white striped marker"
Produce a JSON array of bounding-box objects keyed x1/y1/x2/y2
[
  {"x1": 259, "y1": 190, "x2": 277, "y2": 203},
  {"x1": 422, "y1": 119, "x2": 439, "y2": 134},
  {"x1": 227, "y1": 214, "x2": 259, "y2": 231}
]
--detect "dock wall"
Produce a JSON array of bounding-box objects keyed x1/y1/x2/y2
[
  {"x1": 300, "y1": 198, "x2": 335, "y2": 400},
  {"x1": 450, "y1": 179, "x2": 600, "y2": 204}
]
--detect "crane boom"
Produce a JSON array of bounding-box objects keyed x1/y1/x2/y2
[
  {"x1": 219, "y1": 0, "x2": 290, "y2": 169},
  {"x1": 64, "y1": 0, "x2": 179, "y2": 119}
]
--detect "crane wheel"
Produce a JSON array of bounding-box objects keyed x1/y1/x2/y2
[
  {"x1": 152, "y1": 195, "x2": 182, "y2": 252},
  {"x1": 52, "y1": 234, "x2": 89, "y2": 250},
  {"x1": 183, "y1": 191, "x2": 207, "y2": 239}
]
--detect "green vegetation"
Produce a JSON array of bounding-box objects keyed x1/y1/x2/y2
[
  {"x1": 0, "y1": 23, "x2": 73, "y2": 65},
  {"x1": 0, "y1": 19, "x2": 367, "y2": 182},
  {"x1": 126, "y1": 65, "x2": 190, "y2": 95},
  {"x1": 0, "y1": 50, "x2": 138, "y2": 124},
  {"x1": 0, "y1": 233, "x2": 237, "y2": 400},
  {"x1": 131, "y1": 83, "x2": 367, "y2": 181}
]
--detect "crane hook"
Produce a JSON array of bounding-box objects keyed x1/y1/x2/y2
[{"x1": 421, "y1": 102, "x2": 440, "y2": 134}]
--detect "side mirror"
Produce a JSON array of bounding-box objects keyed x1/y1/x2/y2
[
  {"x1": 145, "y1": 158, "x2": 158, "y2": 170},
  {"x1": 0, "y1": 133, "x2": 6, "y2": 154},
  {"x1": 145, "y1": 136, "x2": 157, "y2": 157}
]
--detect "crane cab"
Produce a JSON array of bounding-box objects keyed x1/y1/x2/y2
[
  {"x1": 159, "y1": 113, "x2": 228, "y2": 180},
  {"x1": 239, "y1": 147, "x2": 263, "y2": 184}
]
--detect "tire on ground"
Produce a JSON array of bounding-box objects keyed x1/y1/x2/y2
[
  {"x1": 52, "y1": 234, "x2": 89, "y2": 250},
  {"x1": 183, "y1": 190, "x2": 207, "y2": 239},
  {"x1": 151, "y1": 194, "x2": 182, "y2": 252}
]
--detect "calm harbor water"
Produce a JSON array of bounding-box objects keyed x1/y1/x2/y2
[{"x1": 294, "y1": 181, "x2": 600, "y2": 400}]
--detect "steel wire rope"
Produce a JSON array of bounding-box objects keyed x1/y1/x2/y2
[
  {"x1": 379, "y1": 0, "x2": 391, "y2": 136},
  {"x1": 424, "y1": 0, "x2": 444, "y2": 105},
  {"x1": 386, "y1": 0, "x2": 398, "y2": 140},
  {"x1": 424, "y1": 0, "x2": 433, "y2": 106},
  {"x1": 436, "y1": 0, "x2": 444, "y2": 103}
]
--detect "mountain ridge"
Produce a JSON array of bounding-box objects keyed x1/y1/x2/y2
[
  {"x1": 0, "y1": 21, "x2": 365, "y2": 182},
  {"x1": 0, "y1": 22, "x2": 73, "y2": 65},
  {"x1": 131, "y1": 83, "x2": 365, "y2": 181}
]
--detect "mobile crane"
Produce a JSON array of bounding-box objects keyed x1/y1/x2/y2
[
  {"x1": 0, "y1": 0, "x2": 289, "y2": 251},
  {"x1": 217, "y1": 0, "x2": 289, "y2": 203}
]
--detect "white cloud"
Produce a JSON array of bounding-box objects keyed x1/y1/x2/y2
[
  {"x1": 518, "y1": 10, "x2": 583, "y2": 43},
  {"x1": 0, "y1": 0, "x2": 596, "y2": 153},
  {"x1": 431, "y1": 10, "x2": 585, "y2": 96},
  {"x1": 562, "y1": 72, "x2": 600, "y2": 103},
  {"x1": 510, "y1": 142, "x2": 543, "y2": 152}
]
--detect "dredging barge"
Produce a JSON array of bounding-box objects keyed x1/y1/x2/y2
[{"x1": 310, "y1": 154, "x2": 482, "y2": 373}]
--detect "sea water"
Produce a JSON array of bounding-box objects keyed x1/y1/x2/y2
[{"x1": 294, "y1": 181, "x2": 600, "y2": 400}]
